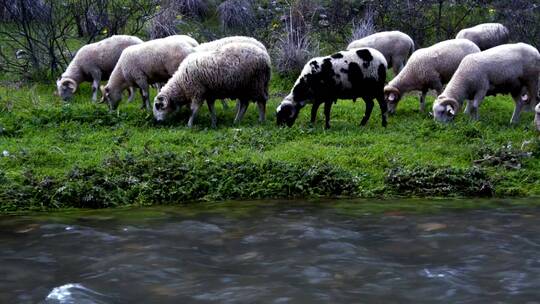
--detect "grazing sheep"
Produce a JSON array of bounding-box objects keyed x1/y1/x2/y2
[
  {"x1": 456, "y1": 23, "x2": 510, "y2": 51},
  {"x1": 433, "y1": 43, "x2": 540, "y2": 124},
  {"x1": 384, "y1": 39, "x2": 481, "y2": 114},
  {"x1": 195, "y1": 36, "x2": 267, "y2": 52},
  {"x1": 153, "y1": 42, "x2": 271, "y2": 128},
  {"x1": 57, "y1": 35, "x2": 143, "y2": 102},
  {"x1": 102, "y1": 35, "x2": 198, "y2": 111},
  {"x1": 195, "y1": 36, "x2": 267, "y2": 110},
  {"x1": 347, "y1": 31, "x2": 414, "y2": 76},
  {"x1": 276, "y1": 48, "x2": 388, "y2": 129}
]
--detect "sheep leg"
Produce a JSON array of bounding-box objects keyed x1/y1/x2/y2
[
  {"x1": 234, "y1": 100, "x2": 249, "y2": 124},
  {"x1": 139, "y1": 87, "x2": 151, "y2": 111},
  {"x1": 207, "y1": 99, "x2": 217, "y2": 128},
  {"x1": 256, "y1": 100, "x2": 266, "y2": 123},
  {"x1": 310, "y1": 101, "x2": 322, "y2": 125},
  {"x1": 511, "y1": 95, "x2": 525, "y2": 125},
  {"x1": 376, "y1": 94, "x2": 388, "y2": 127},
  {"x1": 127, "y1": 87, "x2": 135, "y2": 103},
  {"x1": 221, "y1": 100, "x2": 229, "y2": 110},
  {"x1": 90, "y1": 72, "x2": 101, "y2": 102},
  {"x1": 419, "y1": 90, "x2": 428, "y2": 113},
  {"x1": 323, "y1": 100, "x2": 333, "y2": 129},
  {"x1": 464, "y1": 101, "x2": 473, "y2": 114},
  {"x1": 470, "y1": 92, "x2": 485, "y2": 121},
  {"x1": 361, "y1": 99, "x2": 374, "y2": 126},
  {"x1": 187, "y1": 99, "x2": 203, "y2": 128}
]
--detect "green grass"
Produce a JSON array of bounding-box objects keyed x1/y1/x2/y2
[{"x1": 1, "y1": 76, "x2": 540, "y2": 212}]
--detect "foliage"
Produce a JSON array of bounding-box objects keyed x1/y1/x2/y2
[
  {"x1": 385, "y1": 166, "x2": 494, "y2": 197},
  {"x1": 217, "y1": 0, "x2": 256, "y2": 33}
]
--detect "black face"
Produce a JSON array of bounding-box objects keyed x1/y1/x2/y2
[{"x1": 276, "y1": 103, "x2": 300, "y2": 127}]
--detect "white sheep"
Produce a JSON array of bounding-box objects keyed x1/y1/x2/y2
[
  {"x1": 384, "y1": 39, "x2": 481, "y2": 114},
  {"x1": 195, "y1": 36, "x2": 267, "y2": 52},
  {"x1": 194, "y1": 36, "x2": 267, "y2": 110},
  {"x1": 276, "y1": 48, "x2": 388, "y2": 129},
  {"x1": 456, "y1": 23, "x2": 510, "y2": 51},
  {"x1": 102, "y1": 35, "x2": 198, "y2": 111},
  {"x1": 433, "y1": 43, "x2": 540, "y2": 124},
  {"x1": 153, "y1": 42, "x2": 271, "y2": 128},
  {"x1": 347, "y1": 31, "x2": 414, "y2": 76},
  {"x1": 56, "y1": 35, "x2": 143, "y2": 102}
]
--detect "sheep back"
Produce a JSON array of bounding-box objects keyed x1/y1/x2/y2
[
  {"x1": 347, "y1": 31, "x2": 414, "y2": 68},
  {"x1": 288, "y1": 48, "x2": 387, "y2": 104},
  {"x1": 443, "y1": 43, "x2": 540, "y2": 103},
  {"x1": 389, "y1": 38, "x2": 481, "y2": 91},
  {"x1": 174, "y1": 42, "x2": 271, "y2": 103},
  {"x1": 62, "y1": 35, "x2": 143, "y2": 81},
  {"x1": 115, "y1": 37, "x2": 196, "y2": 86},
  {"x1": 456, "y1": 23, "x2": 510, "y2": 51}
]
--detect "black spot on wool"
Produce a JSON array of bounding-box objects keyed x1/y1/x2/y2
[
  {"x1": 331, "y1": 52, "x2": 344, "y2": 59},
  {"x1": 310, "y1": 60, "x2": 319, "y2": 69},
  {"x1": 356, "y1": 49, "x2": 373, "y2": 68}
]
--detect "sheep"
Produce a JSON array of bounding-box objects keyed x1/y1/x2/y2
[
  {"x1": 535, "y1": 103, "x2": 540, "y2": 132},
  {"x1": 456, "y1": 23, "x2": 510, "y2": 51},
  {"x1": 276, "y1": 48, "x2": 388, "y2": 129},
  {"x1": 153, "y1": 42, "x2": 271, "y2": 128},
  {"x1": 195, "y1": 36, "x2": 267, "y2": 52},
  {"x1": 433, "y1": 43, "x2": 540, "y2": 124},
  {"x1": 347, "y1": 31, "x2": 414, "y2": 76},
  {"x1": 384, "y1": 39, "x2": 481, "y2": 114},
  {"x1": 56, "y1": 35, "x2": 143, "y2": 102},
  {"x1": 195, "y1": 36, "x2": 267, "y2": 110},
  {"x1": 102, "y1": 35, "x2": 198, "y2": 111}
]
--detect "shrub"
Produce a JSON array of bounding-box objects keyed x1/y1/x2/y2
[
  {"x1": 171, "y1": 0, "x2": 209, "y2": 19},
  {"x1": 217, "y1": 0, "x2": 256, "y2": 33},
  {"x1": 350, "y1": 7, "x2": 376, "y2": 42},
  {"x1": 273, "y1": 0, "x2": 319, "y2": 75},
  {"x1": 0, "y1": 153, "x2": 360, "y2": 211},
  {"x1": 385, "y1": 166, "x2": 494, "y2": 197}
]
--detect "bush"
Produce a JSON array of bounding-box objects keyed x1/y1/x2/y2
[
  {"x1": 217, "y1": 0, "x2": 256, "y2": 33},
  {"x1": 385, "y1": 166, "x2": 494, "y2": 197},
  {"x1": 172, "y1": 0, "x2": 209, "y2": 19},
  {"x1": 350, "y1": 7, "x2": 376, "y2": 42},
  {"x1": 273, "y1": 0, "x2": 319, "y2": 76},
  {"x1": 0, "y1": 152, "x2": 360, "y2": 211}
]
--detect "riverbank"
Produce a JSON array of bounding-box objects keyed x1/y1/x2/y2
[{"x1": 1, "y1": 79, "x2": 539, "y2": 212}]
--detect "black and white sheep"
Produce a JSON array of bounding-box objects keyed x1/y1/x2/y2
[
  {"x1": 276, "y1": 48, "x2": 388, "y2": 129},
  {"x1": 384, "y1": 39, "x2": 481, "y2": 114},
  {"x1": 433, "y1": 43, "x2": 540, "y2": 124},
  {"x1": 57, "y1": 35, "x2": 143, "y2": 102},
  {"x1": 153, "y1": 42, "x2": 271, "y2": 128},
  {"x1": 347, "y1": 31, "x2": 414, "y2": 76},
  {"x1": 102, "y1": 35, "x2": 198, "y2": 111},
  {"x1": 455, "y1": 23, "x2": 510, "y2": 51}
]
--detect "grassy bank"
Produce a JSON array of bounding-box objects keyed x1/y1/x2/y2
[{"x1": 1, "y1": 77, "x2": 539, "y2": 212}]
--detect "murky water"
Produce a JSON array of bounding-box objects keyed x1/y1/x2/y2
[{"x1": 1, "y1": 200, "x2": 540, "y2": 303}]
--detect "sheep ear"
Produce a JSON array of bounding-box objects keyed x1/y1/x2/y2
[
  {"x1": 63, "y1": 80, "x2": 76, "y2": 93},
  {"x1": 446, "y1": 105, "x2": 455, "y2": 116}
]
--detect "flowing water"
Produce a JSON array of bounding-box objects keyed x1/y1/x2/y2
[{"x1": 1, "y1": 199, "x2": 540, "y2": 303}]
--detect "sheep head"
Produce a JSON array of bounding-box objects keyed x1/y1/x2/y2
[
  {"x1": 383, "y1": 86, "x2": 401, "y2": 114},
  {"x1": 276, "y1": 96, "x2": 301, "y2": 127},
  {"x1": 101, "y1": 85, "x2": 123, "y2": 111},
  {"x1": 433, "y1": 96, "x2": 459, "y2": 123},
  {"x1": 153, "y1": 94, "x2": 179, "y2": 122},
  {"x1": 56, "y1": 78, "x2": 77, "y2": 101}
]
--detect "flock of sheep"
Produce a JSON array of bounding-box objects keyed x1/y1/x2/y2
[{"x1": 56, "y1": 22, "x2": 540, "y2": 130}]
